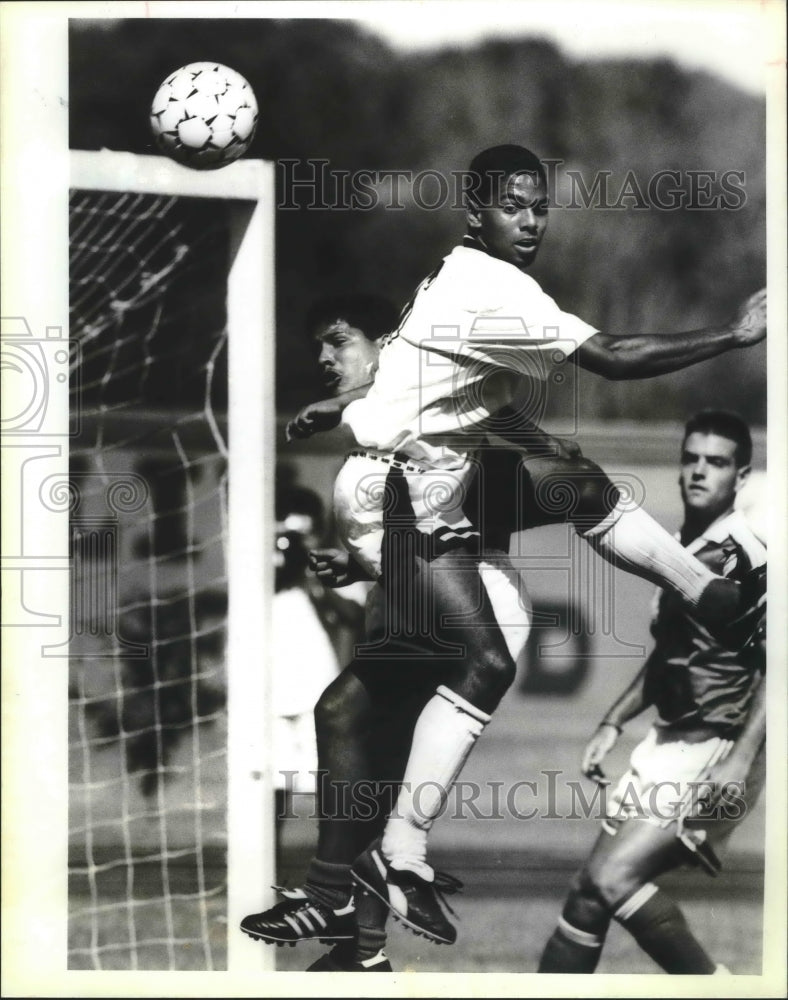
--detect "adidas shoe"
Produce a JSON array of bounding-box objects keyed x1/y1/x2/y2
[
  {"x1": 351, "y1": 840, "x2": 461, "y2": 945},
  {"x1": 240, "y1": 888, "x2": 355, "y2": 945},
  {"x1": 307, "y1": 945, "x2": 393, "y2": 972}
]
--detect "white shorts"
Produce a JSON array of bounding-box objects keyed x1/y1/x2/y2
[
  {"x1": 606, "y1": 727, "x2": 733, "y2": 830},
  {"x1": 334, "y1": 451, "x2": 532, "y2": 663},
  {"x1": 333, "y1": 450, "x2": 478, "y2": 580}
]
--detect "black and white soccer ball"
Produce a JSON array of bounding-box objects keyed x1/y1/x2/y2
[{"x1": 150, "y1": 62, "x2": 258, "y2": 169}]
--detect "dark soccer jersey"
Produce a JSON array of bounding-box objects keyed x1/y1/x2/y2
[{"x1": 646, "y1": 510, "x2": 766, "y2": 734}]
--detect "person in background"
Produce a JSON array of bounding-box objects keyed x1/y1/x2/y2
[{"x1": 538, "y1": 410, "x2": 766, "y2": 975}]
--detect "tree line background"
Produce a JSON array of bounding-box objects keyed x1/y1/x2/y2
[{"x1": 69, "y1": 17, "x2": 766, "y2": 425}]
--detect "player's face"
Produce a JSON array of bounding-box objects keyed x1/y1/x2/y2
[
  {"x1": 314, "y1": 320, "x2": 380, "y2": 395},
  {"x1": 679, "y1": 432, "x2": 749, "y2": 519},
  {"x1": 466, "y1": 171, "x2": 549, "y2": 270}
]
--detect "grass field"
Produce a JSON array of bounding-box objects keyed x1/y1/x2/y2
[
  {"x1": 68, "y1": 866, "x2": 764, "y2": 975},
  {"x1": 268, "y1": 852, "x2": 765, "y2": 975}
]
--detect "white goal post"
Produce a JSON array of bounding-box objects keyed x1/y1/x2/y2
[{"x1": 69, "y1": 149, "x2": 276, "y2": 973}]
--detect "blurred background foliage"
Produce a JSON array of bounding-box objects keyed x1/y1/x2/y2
[{"x1": 69, "y1": 17, "x2": 766, "y2": 424}]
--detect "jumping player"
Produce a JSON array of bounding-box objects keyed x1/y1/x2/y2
[
  {"x1": 245, "y1": 294, "x2": 535, "y2": 971},
  {"x1": 538, "y1": 410, "x2": 766, "y2": 975},
  {"x1": 294, "y1": 146, "x2": 765, "y2": 911},
  {"x1": 245, "y1": 145, "x2": 767, "y2": 959}
]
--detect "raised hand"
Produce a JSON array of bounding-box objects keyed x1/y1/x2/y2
[{"x1": 731, "y1": 287, "x2": 767, "y2": 346}]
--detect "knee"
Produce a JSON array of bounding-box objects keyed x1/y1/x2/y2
[
  {"x1": 314, "y1": 685, "x2": 364, "y2": 742},
  {"x1": 582, "y1": 856, "x2": 639, "y2": 910},
  {"x1": 562, "y1": 872, "x2": 611, "y2": 930},
  {"x1": 564, "y1": 457, "x2": 609, "y2": 494},
  {"x1": 558, "y1": 457, "x2": 620, "y2": 530},
  {"x1": 476, "y1": 644, "x2": 517, "y2": 694},
  {"x1": 453, "y1": 645, "x2": 516, "y2": 712}
]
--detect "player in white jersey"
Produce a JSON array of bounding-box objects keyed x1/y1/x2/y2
[
  {"x1": 243, "y1": 294, "x2": 535, "y2": 970},
  {"x1": 289, "y1": 146, "x2": 766, "y2": 926},
  {"x1": 538, "y1": 411, "x2": 766, "y2": 974},
  {"x1": 250, "y1": 146, "x2": 767, "y2": 960}
]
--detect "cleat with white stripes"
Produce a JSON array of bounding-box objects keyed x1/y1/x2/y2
[
  {"x1": 307, "y1": 945, "x2": 394, "y2": 972},
  {"x1": 351, "y1": 840, "x2": 461, "y2": 945},
  {"x1": 240, "y1": 888, "x2": 355, "y2": 944}
]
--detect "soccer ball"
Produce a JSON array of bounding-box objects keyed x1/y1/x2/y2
[{"x1": 150, "y1": 62, "x2": 258, "y2": 169}]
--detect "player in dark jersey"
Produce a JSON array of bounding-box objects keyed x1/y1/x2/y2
[{"x1": 538, "y1": 410, "x2": 766, "y2": 975}]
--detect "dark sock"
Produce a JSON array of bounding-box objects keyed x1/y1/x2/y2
[
  {"x1": 538, "y1": 925, "x2": 604, "y2": 973},
  {"x1": 538, "y1": 890, "x2": 610, "y2": 973},
  {"x1": 354, "y1": 887, "x2": 389, "y2": 962},
  {"x1": 304, "y1": 857, "x2": 353, "y2": 910},
  {"x1": 614, "y1": 883, "x2": 716, "y2": 974}
]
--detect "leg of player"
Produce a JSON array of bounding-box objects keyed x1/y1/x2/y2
[
  {"x1": 516, "y1": 450, "x2": 764, "y2": 648},
  {"x1": 352, "y1": 546, "x2": 531, "y2": 944},
  {"x1": 303, "y1": 659, "x2": 444, "y2": 970},
  {"x1": 578, "y1": 820, "x2": 717, "y2": 974},
  {"x1": 305, "y1": 885, "x2": 394, "y2": 972},
  {"x1": 241, "y1": 662, "x2": 418, "y2": 948},
  {"x1": 537, "y1": 866, "x2": 612, "y2": 974}
]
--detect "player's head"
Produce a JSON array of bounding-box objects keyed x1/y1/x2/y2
[
  {"x1": 306, "y1": 294, "x2": 399, "y2": 395},
  {"x1": 465, "y1": 145, "x2": 549, "y2": 271},
  {"x1": 679, "y1": 410, "x2": 752, "y2": 519}
]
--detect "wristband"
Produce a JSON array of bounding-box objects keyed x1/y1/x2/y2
[{"x1": 600, "y1": 720, "x2": 622, "y2": 734}]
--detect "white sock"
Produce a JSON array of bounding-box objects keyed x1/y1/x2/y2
[
  {"x1": 381, "y1": 686, "x2": 490, "y2": 878},
  {"x1": 583, "y1": 504, "x2": 714, "y2": 607}
]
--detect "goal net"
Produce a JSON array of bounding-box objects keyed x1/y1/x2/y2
[{"x1": 67, "y1": 151, "x2": 274, "y2": 971}]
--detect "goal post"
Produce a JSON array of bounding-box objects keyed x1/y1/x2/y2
[{"x1": 67, "y1": 149, "x2": 275, "y2": 972}]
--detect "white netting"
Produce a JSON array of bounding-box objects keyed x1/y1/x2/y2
[{"x1": 68, "y1": 188, "x2": 232, "y2": 970}]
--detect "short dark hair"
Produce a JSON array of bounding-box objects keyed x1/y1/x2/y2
[
  {"x1": 305, "y1": 294, "x2": 400, "y2": 342},
  {"x1": 682, "y1": 410, "x2": 752, "y2": 467},
  {"x1": 466, "y1": 144, "x2": 547, "y2": 208}
]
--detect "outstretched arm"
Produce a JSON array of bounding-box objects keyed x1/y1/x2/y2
[{"x1": 574, "y1": 288, "x2": 766, "y2": 380}]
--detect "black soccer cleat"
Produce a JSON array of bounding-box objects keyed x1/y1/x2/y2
[
  {"x1": 240, "y1": 887, "x2": 355, "y2": 945},
  {"x1": 721, "y1": 564, "x2": 767, "y2": 652},
  {"x1": 351, "y1": 840, "x2": 461, "y2": 945},
  {"x1": 307, "y1": 944, "x2": 393, "y2": 972}
]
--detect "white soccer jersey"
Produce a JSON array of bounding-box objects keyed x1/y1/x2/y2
[{"x1": 342, "y1": 242, "x2": 599, "y2": 468}]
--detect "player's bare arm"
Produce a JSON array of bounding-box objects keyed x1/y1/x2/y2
[
  {"x1": 575, "y1": 288, "x2": 766, "y2": 380},
  {"x1": 581, "y1": 657, "x2": 653, "y2": 783},
  {"x1": 285, "y1": 382, "x2": 373, "y2": 440},
  {"x1": 696, "y1": 670, "x2": 766, "y2": 814}
]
